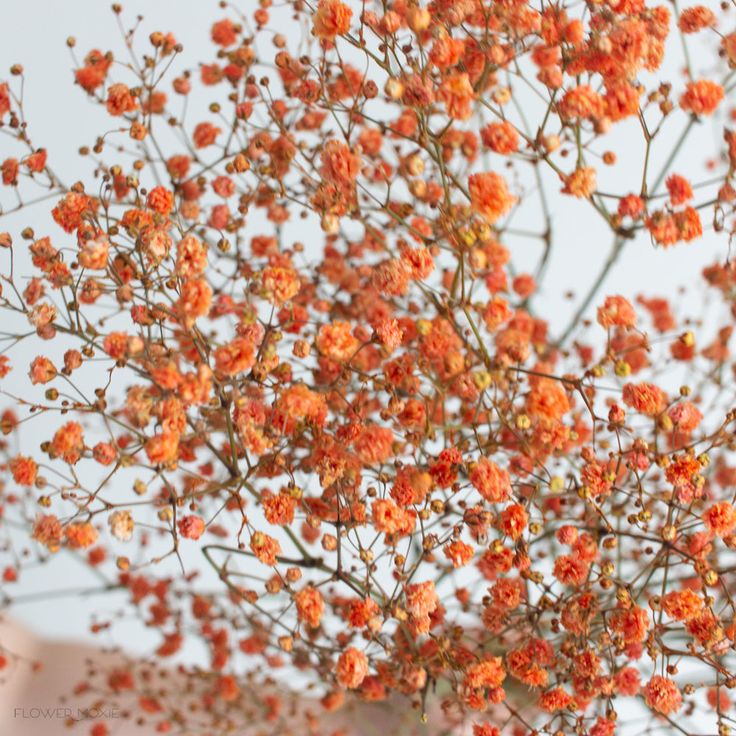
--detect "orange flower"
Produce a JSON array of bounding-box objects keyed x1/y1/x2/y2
[
  {"x1": 145, "y1": 432, "x2": 179, "y2": 464},
  {"x1": 470, "y1": 458, "x2": 512, "y2": 503},
  {"x1": 678, "y1": 6, "x2": 716, "y2": 33},
  {"x1": 216, "y1": 674, "x2": 240, "y2": 702},
  {"x1": 375, "y1": 318, "x2": 403, "y2": 353},
  {"x1": 604, "y1": 82, "x2": 641, "y2": 121},
  {"x1": 662, "y1": 588, "x2": 703, "y2": 620},
  {"x1": 262, "y1": 266, "x2": 300, "y2": 304},
  {"x1": 211, "y1": 18, "x2": 238, "y2": 47},
  {"x1": 10, "y1": 455, "x2": 37, "y2": 486},
  {"x1": 562, "y1": 166, "x2": 596, "y2": 198},
  {"x1": 295, "y1": 585, "x2": 324, "y2": 628},
  {"x1": 675, "y1": 206, "x2": 702, "y2": 242},
  {"x1": 372, "y1": 498, "x2": 415, "y2": 536},
  {"x1": 610, "y1": 605, "x2": 649, "y2": 644},
  {"x1": 559, "y1": 85, "x2": 604, "y2": 120},
  {"x1": 666, "y1": 174, "x2": 693, "y2": 205},
  {"x1": 703, "y1": 501, "x2": 736, "y2": 537},
  {"x1": 106, "y1": 83, "x2": 137, "y2": 116},
  {"x1": 50, "y1": 421, "x2": 85, "y2": 464},
  {"x1": 146, "y1": 186, "x2": 175, "y2": 215},
  {"x1": 597, "y1": 295, "x2": 636, "y2": 329},
  {"x1": 336, "y1": 647, "x2": 369, "y2": 689},
  {"x1": 438, "y1": 72, "x2": 475, "y2": 121},
  {"x1": 177, "y1": 515, "x2": 205, "y2": 540},
  {"x1": 347, "y1": 597, "x2": 380, "y2": 629},
  {"x1": 29, "y1": 356, "x2": 56, "y2": 384},
  {"x1": 480, "y1": 121, "x2": 519, "y2": 154},
  {"x1": 463, "y1": 656, "x2": 506, "y2": 690},
  {"x1": 680, "y1": 79, "x2": 724, "y2": 115},
  {"x1": 498, "y1": 504, "x2": 528, "y2": 540},
  {"x1": 250, "y1": 531, "x2": 282, "y2": 565},
  {"x1": 262, "y1": 492, "x2": 297, "y2": 526},
  {"x1": 177, "y1": 278, "x2": 212, "y2": 326},
  {"x1": 192, "y1": 121, "x2": 221, "y2": 148},
  {"x1": 320, "y1": 140, "x2": 360, "y2": 186},
  {"x1": 553, "y1": 555, "x2": 589, "y2": 585},
  {"x1": 644, "y1": 676, "x2": 682, "y2": 715},
  {"x1": 622, "y1": 382, "x2": 667, "y2": 416},
  {"x1": 405, "y1": 580, "x2": 438, "y2": 634},
  {"x1": 176, "y1": 235, "x2": 208, "y2": 278},
  {"x1": 313, "y1": 0, "x2": 352, "y2": 40},
  {"x1": 468, "y1": 172, "x2": 515, "y2": 224},
  {"x1": 52, "y1": 192, "x2": 95, "y2": 233},
  {"x1": 214, "y1": 337, "x2": 256, "y2": 376},
  {"x1": 65, "y1": 522, "x2": 99, "y2": 549},
  {"x1": 668, "y1": 401, "x2": 703, "y2": 432},
  {"x1": 32, "y1": 514, "x2": 63, "y2": 552},
  {"x1": 527, "y1": 378, "x2": 570, "y2": 422},
  {"x1": 539, "y1": 687, "x2": 574, "y2": 713},
  {"x1": 78, "y1": 236, "x2": 109, "y2": 270},
  {"x1": 316, "y1": 321, "x2": 358, "y2": 361},
  {"x1": 444, "y1": 540, "x2": 475, "y2": 568}
]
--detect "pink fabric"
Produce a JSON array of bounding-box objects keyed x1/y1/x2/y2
[{"x1": 0, "y1": 617, "x2": 474, "y2": 735}]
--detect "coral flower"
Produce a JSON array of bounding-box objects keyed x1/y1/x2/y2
[{"x1": 468, "y1": 172, "x2": 515, "y2": 224}]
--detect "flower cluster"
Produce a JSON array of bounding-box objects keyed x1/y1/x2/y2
[{"x1": 1, "y1": 1, "x2": 736, "y2": 735}]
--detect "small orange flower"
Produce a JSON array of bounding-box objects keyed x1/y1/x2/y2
[
  {"x1": 316, "y1": 321, "x2": 358, "y2": 361},
  {"x1": 438, "y1": 72, "x2": 475, "y2": 121},
  {"x1": 65, "y1": 522, "x2": 99, "y2": 549},
  {"x1": 662, "y1": 588, "x2": 703, "y2": 620},
  {"x1": 192, "y1": 121, "x2": 221, "y2": 148},
  {"x1": 680, "y1": 79, "x2": 724, "y2": 115},
  {"x1": 262, "y1": 493, "x2": 297, "y2": 526},
  {"x1": 262, "y1": 266, "x2": 300, "y2": 304},
  {"x1": 50, "y1": 421, "x2": 85, "y2": 464},
  {"x1": 498, "y1": 503, "x2": 528, "y2": 540},
  {"x1": 29, "y1": 356, "x2": 56, "y2": 384},
  {"x1": 211, "y1": 18, "x2": 238, "y2": 47},
  {"x1": 622, "y1": 382, "x2": 667, "y2": 416},
  {"x1": 145, "y1": 432, "x2": 179, "y2": 464},
  {"x1": 678, "y1": 6, "x2": 716, "y2": 33},
  {"x1": 250, "y1": 531, "x2": 282, "y2": 565},
  {"x1": 444, "y1": 540, "x2": 475, "y2": 568},
  {"x1": 644, "y1": 676, "x2": 682, "y2": 715},
  {"x1": 214, "y1": 337, "x2": 256, "y2": 376},
  {"x1": 52, "y1": 192, "x2": 95, "y2": 233},
  {"x1": 469, "y1": 458, "x2": 512, "y2": 503},
  {"x1": 178, "y1": 515, "x2": 205, "y2": 540},
  {"x1": 703, "y1": 501, "x2": 736, "y2": 537},
  {"x1": 32, "y1": 514, "x2": 63, "y2": 552},
  {"x1": 480, "y1": 121, "x2": 519, "y2": 154},
  {"x1": 405, "y1": 580, "x2": 438, "y2": 635},
  {"x1": 336, "y1": 647, "x2": 369, "y2": 689},
  {"x1": 295, "y1": 585, "x2": 324, "y2": 628},
  {"x1": 320, "y1": 140, "x2": 361, "y2": 186},
  {"x1": 313, "y1": 0, "x2": 352, "y2": 40},
  {"x1": 10, "y1": 455, "x2": 37, "y2": 486},
  {"x1": 666, "y1": 174, "x2": 693, "y2": 205},
  {"x1": 468, "y1": 172, "x2": 515, "y2": 224},
  {"x1": 562, "y1": 166, "x2": 596, "y2": 198},
  {"x1": 177, "y1": 279, "x2": 212, "y2": 326},
  {"x1": 597, "y1": 295, "x2": 636, "y2": 329},
  {"x1": 146, "y1": 186, "x2": 175, "y2": 215},
  {"x1": 463, "y1": 656, "x2": 506, "y2": 691},
  {"x1": 106, "y1": 83, "x2": 137, "y2": 116}
]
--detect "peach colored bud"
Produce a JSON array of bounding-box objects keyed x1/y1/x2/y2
[
  {"x1": 384, "y1": 78, "x2": 404, "y2": 100},
  {"x1": 542, "y1": 134, "x2": 560, "y2": 152},
  {"x1": 321, "y1": 214, "x2": 339, "y2": 234},
  {"x1": 407, "y1": 7, "x2": 431, "y2": 32}
]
